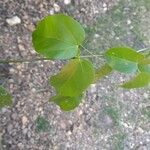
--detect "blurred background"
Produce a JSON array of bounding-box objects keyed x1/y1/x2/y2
[{"x1": 0, "y1": 0, "x2": 150, "y2": 149}]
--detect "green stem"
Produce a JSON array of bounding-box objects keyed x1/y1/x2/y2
[
  {"x1": 0, "y1": 47, "x2": 149, "y2": 64},
  {"x1": 137, "y1": 47, "x2": 150, "y2": 53},
  {"x1": 0, "y1": 58, "x2": 51, "y2": 64},
  {"x1": 0, "y1": 55, "x2": 104, "y2": 64}
]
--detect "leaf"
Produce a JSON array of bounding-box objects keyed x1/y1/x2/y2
[
  {"x1": 50, "y1": 59, "x2": 95, "y2": 96},
  {"x1": 32, "y1": 14, "x2": 85, "y2": 59},
  {"x1": 0, "y1": 86, "x2": 12, "y2": 109},
  {"x1": 121, "y1": 72, "x2": 150, "y2": 89},
  {"x1": 105, "y1": 47, "x2": 144, "y2": 73},
  {"x1": 94, "y1": 63, "x2": 112, "y2": 82},
  {"x1": 138, "y1": 58, "x2": 150, "y2": 73},
  {"x1": 50, "y1": 95, "x2": 82, "y2": 111}
]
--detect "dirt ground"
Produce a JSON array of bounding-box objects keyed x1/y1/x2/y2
[{"x1": 0, "y1": 0, "x2": 150, "y2": 150}]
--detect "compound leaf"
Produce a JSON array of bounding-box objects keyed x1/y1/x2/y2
[
  {"x1": 105, "y1": 47, "x2": 144, "y2": 73},
  {"x1": 32, "y1": 14, "x2": 85, "y2": 59},
  {"x1": 0, "y1": 86, "x2": 12, "y2": 109},
  {"x1": 138, "y1": 58, "x2": 150, "y2": 73},
  {"x1": 121, "y1": 72, "x2": 150, "y2": 89},
  {"x1": 50, "y1": 59, "x2": 95, "y2": 96},
  {"x1": 50, "y1": 95, "x2": 82, "y2": 111}
]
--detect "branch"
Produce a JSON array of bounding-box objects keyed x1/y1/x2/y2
[
  {"x1": 0, "y1": 55, "x2": 103, "y2": 64},
  {"x1": 0, "y1": 47, "x2": 149, "y2": 64}
]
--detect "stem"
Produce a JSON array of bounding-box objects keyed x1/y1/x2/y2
[
  {"x1": 0, "y1": 55, "x2": 104, "y2": 64},
  {"x1": 0, "y1": 47, "x2": 149, "y2": 64},
  {"x1": 81, "y1": 54, "x2": 103, "y2": 58},
  {"x1": 137, "y1": 47, "x2": 150, "y2": 53},
  {"x1": 0, "y1": 58, "x2": 51, "y2": 64}
]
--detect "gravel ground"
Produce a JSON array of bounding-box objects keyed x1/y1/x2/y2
[{"x1": 0, "y1": 0, "x2": 150, "y2": 150}]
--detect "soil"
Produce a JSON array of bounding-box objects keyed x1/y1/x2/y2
[{"x1": 0, "y1": 0, "x2": 150, "y2": 150}]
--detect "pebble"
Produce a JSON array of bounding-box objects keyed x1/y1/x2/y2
[
  {"x1": 90, "y1": 84, "x2": 97, "y2": 93},
  {"x1": 1, "y1": 108, "x2": 8, "y2": 113},
  {"x1": 27, "y1": 131, "x2": 31, "y2": 138},
  {"x1": 22, "y1": 116, "x2": 28, "y2": 126},
  {"x1": 49, "y1": 9, "x2": 54, "y2": 15},
  {"x1": 26, "y1": 24, "x2": 34, "y2": 31},
  {"x1": 64, "y1": 0, "x2": 71, "y2": 5},
  {"x1": 94, "y1": 34, "x2": 100, "y2": 38},
  {"x1": 143, "y1": 93, "x2": 149, "y2": 99},
  {"x1": 7, "y1": 124, "x2": 13, "y2": 133},
  {"x1": 18, "y1": 44, "x2": 25, "y2": 51},
  {"x1": 53, "y1": 3, "x2": 60, "y2": 12},
  {"x1": 11, "y1": 113, "x2": 18, "y2": 120},
  {"x1": 6, "y1": 16, "x2": 21, "y2": 26},
  {"x1": 127, "y1": 19, "x2": 131, "y2": 25},
  {"x1": 103, "y1": 3, "x2": 107, "y2": 12},
  {"x1": 17, "y1": 143, "x2": 24, "y2": 149},
  {"x1": 30, "y1": 138, "x2": 35, "y2": 144},
  {"x1": 22, "y1": 128, "x2": 28, "y2": 135}
]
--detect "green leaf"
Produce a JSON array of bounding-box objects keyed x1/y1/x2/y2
[
  {"x1": 138, "y1": 58, "x2": 150, "y2": 73},
  {"x1": 50, "y1": 59, "x2": 95, "y2": 96},
  {"x1": 121, "y1": 72, "x2": 150, "y2": 89},
  {"x1": 32, "y1": 14, "x2": 85, "y2": 59},
  {"x1": 105, "y1": 47, "x2": 144, "y2": 73},
  {"x1": 0, "y1": 86, "x2": 12, "y2": 109},
  {"x1": 94, "y1": 63, "x2": 112, "y2": 82},
  {"x1": 50, "y1": 95, "x2": 82, "y2": 111}
]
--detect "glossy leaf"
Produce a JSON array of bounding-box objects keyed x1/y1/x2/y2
[
  {"x1": 32, "y1": 14, "x2": 85, "y2": 59},
  {"x1": 121, "y1": 72, "x2": 150, "y2": 89},
  {"x1": 50, "y1": 95, "x2": 82, "y2": 111},
  {"x1": 138, "y1": 58, "x2": 150, "y2": 73},
  {"x1": 50, "y1": 59, "x2": 95, "y2": 96},
  {"x1": 105, "y1": 47, "x2": 144, "y2": 73},
  {"x1": 94, "y1": 63, "x2": 112, "y2": 82},
  {"x1": 0, "y1": 86, "x2": 12, "y2": 109}
]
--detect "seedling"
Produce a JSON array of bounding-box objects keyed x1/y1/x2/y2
[{"x1": 0, "y1": 14, "x2": 150, "y2": 111}]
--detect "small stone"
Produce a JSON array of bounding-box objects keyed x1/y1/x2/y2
[
  {"x1": 143, "y1": 93, "x2": 149, "y2": 99},
  {"x1": 22, "y1": 128, "x2": 28, "y2": 134},
  {"x1": 103, "y1": 3, "x2": 107, "y2": 8},
  {"x1": 38, "y1": 107, "x2": 43, "y2": 112},
  {"x1": 27, "y1": 131, "x2": 31, "y2": 138},
  {"x1": 53, "y1": 3, "x2": 60, "y2": 12},
  {"x1": 9, "y1": 68, "x2": 15, "y2": 73},
  {"x1": 94, "y1": 34, "x2": 100, "y2": 38},
  {"x1": 7, "y1": 124, "x2": 13, "y2": 133},
  {"x1": 127, "y1": 19, "x2": 131, "y2": 25},
  {"x1": 137, "y1": 127, "x2": 144, "y2": 134},
  {"x1": 103, "y1": 7, "x2": 107, "y2": 12},
  {"x1": 11, "y1": 113, "x2": 18, "y2": 120},
  {"x1": 90, "y1": 84, "x2": 97, "y2": 93},
  {"x1": 18, "y1": 44, "x2": 25, "y2": 51},
  {"x1": 22, "y1": 116, "x2": 28, "y2": 126},
  {"x1": 26, "y1": 24, "x2": 34, "y2": 31},
  {"x1": 78, "y1": 110, "x2": 83, "y2": 116},
  {"x1": 6, "y1": 16, "x2": 21, "y2": 26},
  {"x1": 17, "y1": 143, "x2": 24, "y2": 149},
  {"x1": 103, "y1": 3, "x2": 107, "y2": 12},
  {"x1": 49, "y1": 9, "x2": 54, "y2": 15},
  {"x1": 60, "y1": 121, "x2": 66, "y2": 129},
  {"x1": 1, "y1": 108, "x2": 8, "y2": 113},
  {"x1": 67, "y1": 131, "x2": 72, "y2": 136},
  {"x1": 31, "y1": 88, "x2": 36, "y2": 93},
  {"x1": 30, "y1": 138, "x2": 34, "y2": 144},
  {"x1": 64, "y1": 0, "x2": 71, "y2": 5}
]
